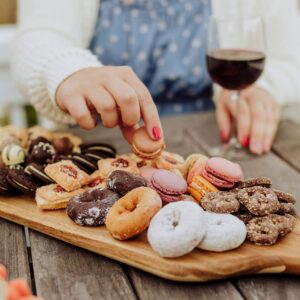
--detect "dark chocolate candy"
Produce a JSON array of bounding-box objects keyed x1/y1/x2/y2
[
  {"x1": 107, "y1": 170, "x2": 147, "y2": 196},
  {"x1": 53, "y1": 137, "x2": 74, "y2": 155}
]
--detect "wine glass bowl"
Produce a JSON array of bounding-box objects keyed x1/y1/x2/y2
[{"x1": 206, "y1": 16, "x2": 266, "y2": 160}]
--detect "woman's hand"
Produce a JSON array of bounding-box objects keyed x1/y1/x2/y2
[
  {"x1": 216, "y1": 86, "x2": 281, "y2": 155},
  {"x1": 56, "y1": 66, "x2": 163, "y2": 142}
]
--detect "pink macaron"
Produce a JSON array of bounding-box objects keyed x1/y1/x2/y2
[
  {"x1": 201, "y1": 157, "x2": 243, "y2": 189},
  {"x1": 140, "y1": 167, "x2": 158, "y2": 183},
  {"x1": 150, "y1": 169, "x2": 188, "y2": 203}
]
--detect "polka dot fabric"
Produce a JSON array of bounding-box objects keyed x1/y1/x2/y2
[{"x1": 90, "y1": 0, "x2": 214, "y2": 115}]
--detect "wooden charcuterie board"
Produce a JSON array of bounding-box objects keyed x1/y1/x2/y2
[{"x1": 1, "y1": 195, "x2": 300, "y2": 282}]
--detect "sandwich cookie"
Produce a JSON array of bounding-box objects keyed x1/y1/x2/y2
[
  {"x1": 149, "y1": 169, "x2": 187, "y2": 203},
  {"x1": 202, "y1": 157, "x2": 243, "y2": 189},
  {"x1": 132, "y1": 127, "x2": 165, "y2": 160},
  {"x1": 71, "y1": 153, "x2": 98, "y2": 174},
  {"x1": 35, "y1": 184, "x2": 84, "y2": 210},
  {"x1": 81, "y1": 142, "x2": 116, "y2": 159},
  {"x1": 0, "y1": 169, "x2": 17, "y2": 195},
  {"x1": 24, "y1": 163, "x2": 54, "y2": 185}
]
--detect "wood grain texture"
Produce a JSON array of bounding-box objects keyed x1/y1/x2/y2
[
  {"x1": 273, "y1": 120, "x2": 300, "y2": 172},
  {"x1": 0, "y1": 196, "x2": 299, "y2": 282},
  {"x1": 128, "y1": 269, "x2": 243, "y2": 300},
  {"x1": 29, "y1": 230, "x2": 136, "y2": 300},
  {"x1": 0, "y1": 219, "x2": 31, "y2": 283}
]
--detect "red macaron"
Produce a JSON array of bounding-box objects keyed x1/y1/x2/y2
[{"x1": 201, "y1": 157, "x2": 243, "y2": 189}]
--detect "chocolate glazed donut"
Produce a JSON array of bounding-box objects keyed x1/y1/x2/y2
[{"x1": 67, "y1": 188, "x2": 121, "y2": 226}]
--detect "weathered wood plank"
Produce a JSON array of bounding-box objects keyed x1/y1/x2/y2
[
  {"x1": 273, "y1": 120, "x2": 300, "y2": 172},
  {"x1": 29, "y1": 230, "x2": 136, "y2": 300},
  {"x1": 129, "y1": 269, "x2": 243, "y2": 300},
  {"x1": 0, "y1": 219, "x2": 31, "y2": 283}
]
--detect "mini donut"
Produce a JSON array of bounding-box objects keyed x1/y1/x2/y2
[
  {"x1": 148, "y1": 201, "x2": 206, "y2": 257},
  {"x1": 201, "y1": 191, "x2": 240, "y2": 214},
  {"x1": 154, "y1": 151, "x2": 185, "y2": 172},
  {"x1": 237, "y1": 186, "x2": 279, "y2": 216},
  {"x1": 67, "y1": 188, "x2": 121, "y2": 226},
  {"x1": 106, "y1": 187, "x2": 162, "y2": 240},
  {"x1": 198, "y1": 212, "x2": 247, "y2": 252}
]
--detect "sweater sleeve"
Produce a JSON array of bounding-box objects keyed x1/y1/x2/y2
[
  {"x1": 11, "y1": 0, "x2": 101, "y2": 124},
  {"x1": 256, "y1": 0, "x2": 300, "y2": 105}
]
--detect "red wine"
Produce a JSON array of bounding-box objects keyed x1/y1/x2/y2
[{"x1": 206, "y1": 49, "x2": 265, "y2": 90}]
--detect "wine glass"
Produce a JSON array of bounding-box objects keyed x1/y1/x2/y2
[{"x1": 206, "y1": 16, "x2": 266, "y2": 160}]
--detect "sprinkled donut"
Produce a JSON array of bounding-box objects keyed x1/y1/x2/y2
[
  {"x1": 198, "y1": 212, "x2": 247, "y2": 252},
  {"x1": 67, "y1": 188, "x2": 121, "y2": 226},
  {"x1": 148, "y1": 201, "x2": 206, "y2": 257},
  {"x1": 106, "y1": 187, "x2": 162, "y2": 240}
]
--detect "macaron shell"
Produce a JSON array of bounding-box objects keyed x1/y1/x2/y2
[
  {"x1": 132, "y1": 127, "x2": 165, "y2": 158},
  {"x1": 132, "y1": 143, "x2": 164, "y2": 160},
  {"x1": 205, "y1": 157, "x2": 243, "y2": 183},
  {"x1": 140, "y1": 167, "x2": 157, "y2": 182},
  {"x1": 148, "y1": 181, "x2": 181, "y2": 203},
  {"x1": 187, "y1": 155, "x2": 208, "y2": 184},
  {"x1": 151, "y1": 169, "x2": 187, "y2": 195},
  {"x1": 202, "y1": 167, "x2": 235, "y2": 189}
]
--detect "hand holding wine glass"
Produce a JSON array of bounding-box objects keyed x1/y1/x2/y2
[{"x1": 206, "y1": 16, "x2": 278, "y2": 159}]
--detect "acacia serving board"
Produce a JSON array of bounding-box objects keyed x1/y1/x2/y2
[{"x1": 0, "y1": 195, "x2": 300, "y2": 282}]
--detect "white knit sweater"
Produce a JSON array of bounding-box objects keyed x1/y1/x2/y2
[{"x1": 11, "y1": 0, "x2": 300, "y2": 124}]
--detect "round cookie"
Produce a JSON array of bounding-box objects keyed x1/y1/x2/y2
[
  {"x1": 234, "y1": 177, "x2": 272, "y2": 190},
  {"x1": 107, "y1": 170, "x2": 147, "y2": 195},
  {"x1": 233, "y1": 212, "x2": 254, "y2": 224},
  {"x1": 132, "y1": 127, "x2": 165, "y2": 160},
  {"x1": 273, "y1": 189, "x2": 296, "y2": 204},
  {"x1": 237, "y1": 186, "x2": 279, "y2": 216},
  {"x1": 201, "y1": 191, "x2": 240, "y2": 213},
  {"x1": 269, "y1": 214, "x2": 295, "y2": 237},
  {"x1": 0, "y1": 169, "x2": 17, "y2": 195},
  {"x1": 198, "y1": 212, "x2": 247, "y2": 252},
  {"x1": 81, "y1": 142, "x2": 116, "y2": 158},
  {"x1": 247, "y1": 216, "x2": 279, "y2": 245},
  {"x1": 24, "y1": 163, "x2": 54, "y2": 185},
  {"x1": 148, "y1": 201, "x2": 206, "y2": 257},
  {"x1": 71, "y1": 153, "x2": 98, "y2": 174},
  {"x1": 106, "y1": 187, "x2": 162, "y2": 240},
  {"x1": 67, "y1": 188, "x2": 121, "y2": 226}
]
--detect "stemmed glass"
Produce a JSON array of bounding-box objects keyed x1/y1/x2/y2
[{"x1": 206, "y1": 16, "x2": 266, "y2": 160}]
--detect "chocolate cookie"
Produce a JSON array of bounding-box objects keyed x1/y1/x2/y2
[
  {"x1": 52, "y1": 137, "x2": 74, "y2": 155},
  {"x1": 71, "y1": 153, "x2": 97, "y2": 174},
  {"x1": 278, "y1": 202, "x2": 296, "y2": 215},
  {"x1": 201, "y1": 191, "x2": 240, "y2": 213},
  {"x1": 247, "y1": 216, "x2": 279, "y2": 245},
  {"x1": 30, "y1": 142, "x2": 55, "y2": 165},
  {"x1": 7, "y1": 169, "x2": 42, "y2": 195},
  {"x1": 67, "y1": 188, "x2": 121, "y2": 226},
  {"x1": 0, "y1": 169, "x2": 17, "y2": 195},
  {"x1": 107, "y1": 170, "x2": 147, "y2": 196},
  {"x1": 273, "y1": 189, "x2": 296, "y2": 204},
  {"x1": 234, "y1": 177, "x2": 272, "y2": 189},
  {"x1": 25, "y1": 163, "x2": 54, "y2": 185},
  {"x1": 237, "y1": 186, "x2": 279, "y2": 216},
  {"x1": 81, "y1": 142, "x2": 116, "y2": 158}
]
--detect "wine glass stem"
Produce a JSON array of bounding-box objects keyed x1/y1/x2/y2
[{"x1": 229, "y1": 91, "x2": 242, "y2": 149}]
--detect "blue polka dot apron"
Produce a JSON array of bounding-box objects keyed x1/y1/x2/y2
[{"x1": 90, "y1": 0, "x2": 214, "y2": 116}]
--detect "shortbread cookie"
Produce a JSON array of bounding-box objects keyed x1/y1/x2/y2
[
  {"x1": 198, "y1": 212, "x2": 247, "y2": 252},
  {"x1": 36, "y1": 184, "x2": 84, "y2": 210},
  {"x1": 45, "y1": 160, "x2": 90, "y2": 191}
]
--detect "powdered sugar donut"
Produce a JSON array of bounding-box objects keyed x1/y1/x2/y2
[
  {"x1": 198, "y1": 212, "x2": 246, "y2": 252},
  {"x1": 147, "y1": 201, "x2": 206, "y2": 257}
]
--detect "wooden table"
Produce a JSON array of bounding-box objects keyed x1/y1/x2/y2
[{"x1": 1, "y1": 112, "x2": 300, "y2": 300}]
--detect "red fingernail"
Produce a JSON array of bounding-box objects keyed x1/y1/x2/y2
[
  {"x1": 242, "y1": 135, "x2": 250, "y2": 147},
  {"x1": 220, "y1": 131, "x2": 227, "y2": 143},
  {"x1": 152, "y1": 126, "x2": 161, "y2": 141}
]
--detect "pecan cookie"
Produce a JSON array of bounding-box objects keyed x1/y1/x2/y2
[
  {"x1": 233, "y1": 212, "x2": 254, "y2": 224},
  {"x1": 269, "y1": 214, "x2": 295, "y2": 237},
  {"x1": 247, "y1": 216, "x2": 279, "y2": 245},
  {"x1": 201, "y1": 191, "x2": 240, "y2": 213},
  {"x1": 237, "y1": 186, "x2": 279, "y2": 216},
  {"x1": 278, "y1": 202, "x2": 296, "y2": 215},
  {"x1": 235, "y1": 177, "x2": 272, "y2": 189},
  {"x1": 273, "y1": 189, "x2": 296, "y2": 204}
]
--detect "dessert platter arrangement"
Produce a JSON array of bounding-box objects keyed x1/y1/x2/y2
[{"x1": 0, "y1": 124, "x2": 299, "y2": 282}]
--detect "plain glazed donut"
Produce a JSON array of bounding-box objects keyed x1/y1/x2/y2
[
  {"x1": 67, "y1": 188, "x2": 121, "y2": 226},
  {"x1": 106, "y1": 187, "x2": 162, "y2": 240},
  {"x1": 147, "y1": 201, "x2": 206, "y2": 257}
]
